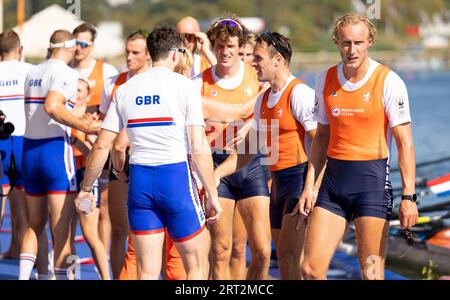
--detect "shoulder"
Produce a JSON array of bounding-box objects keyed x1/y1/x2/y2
[{"x1": 292, "y1": 81, "x2": 315, "y2": 99}]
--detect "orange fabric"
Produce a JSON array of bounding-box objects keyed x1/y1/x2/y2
[
  {"x1": 109, "y1": 72, "x2": 128, "y2": 102},
  {"x1": 200, "y1": 56, "x2": 210, "y2": 73},
  {"x1": 201, "y1": 63, "x2": 261, "y2": 148},
  {"x1": 87, "y1": 60, "x2": 104, "y2": 107},
  {"x1": 323, "y1": 64, "x2": 391, "y2": 161},
  {"x1": 71, "y1": 128, "x2": 86, "y2": 169},
  {"x1": 260, "y1": 78, "x2": 308, "y2": 171},
  {"x1": 118, "y1": 231, "x2": 186, "y2": 280}
]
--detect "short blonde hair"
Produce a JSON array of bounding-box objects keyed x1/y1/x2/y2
[
  {"x1": 331, "y1": 13, "x2": 377, "y2": 44},
  {"x1": 174, "y1": 48, "x2": 193, "y2": 77}
]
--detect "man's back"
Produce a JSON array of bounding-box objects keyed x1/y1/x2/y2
[
  {"x1": 24, "y1": 59, "x2": 78, "y2": 140},
  {"x1": 0, "y1": 60, "x2": 33, "y2": 136},
  {"x1": 103, "y1": 67, "x2": 204, "y2": 166}
]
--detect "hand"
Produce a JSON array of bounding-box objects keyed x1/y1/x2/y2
[
  {"x1": 112, "y1": 167, "x2": 129, "y2": 183},
  {"x1": 193, "y1": 32, "x2": 211, "y2": 54},
  {"x1": 398, "y1": 200, "x2": 419, "y2": 228},
  {"x1": 80, "y1": 113, "x2": 102, "y2": 134},
  {"x1": 74, "y1": 191, "x2": 96, "y2": 215},
  {"x1": 85, "y1": 133, "x2": 98, "y2": 146},
  {"x1": 291, "y1": 186, "x2": 318, "y2": 217},
  {"x1": 205, "y1": 194, "x2": 222, "y2": 225}
]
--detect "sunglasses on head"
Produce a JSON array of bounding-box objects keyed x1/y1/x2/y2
[
  {"x1": 76, "y1": 40, "x2": 93, "y2": 49},
  {"x1": 213, "y1": 18, "x2": 243, "y2": 31},
  {"x1": 168, "y1": 47, "x2": 187, "y2": 54},
  {"x1": 260, "y1": 31, "x2": 289, "y2": 61}
]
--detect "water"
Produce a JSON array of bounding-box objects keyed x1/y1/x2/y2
[{"x1": 296, "y1": 69, "x2": 450, "y2": 186}]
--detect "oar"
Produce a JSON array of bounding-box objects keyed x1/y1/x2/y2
[{"x1": 389, "y1": 212, "x2": 450, "y2": 227}]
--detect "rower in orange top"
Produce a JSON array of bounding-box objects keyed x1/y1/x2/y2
[{"x1": 298, "y1": 13, "x2": 419, "y2": 280}]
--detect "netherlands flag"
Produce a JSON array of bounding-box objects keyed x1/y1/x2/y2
[
  {"x1": 427, "y1": 173, "x2": 450, "y2": 198},
  {"x1": 127, "y1": 117, "x2": 174, "y2": 128}
]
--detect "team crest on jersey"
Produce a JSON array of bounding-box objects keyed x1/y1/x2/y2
[
  {"x1": 331, "y1": 107, "x2": 341, "y2": 117},
  {"x1": 244, "y1": 86, "x2": 253, "y2": 96},
  {"x1": 332, "y1": 91, "x2": 338, "y2": 97},
  {"x1": 277, "y1": 107, "x2": 283, "y2": 117},
  {"x1": 362, "y1": 91, "x2": 371, "y2": 102},
  {"x1": 211, "y1": 90, "x2": 218, "y2": 97}
]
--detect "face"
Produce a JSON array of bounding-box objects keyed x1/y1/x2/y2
[
  {"x1": 252, "y1": 43, "x2": 277, "y2": 82},
  {"x1": 213, "y1": 36, "x2": 240, "y2": 69},
  {"x1": 239, "y1": 43, "x2": 254, "y2": 64},
  {"x1": 335, "y1": 22, "x2": 373, "y2": 71},
  {"x1": 126, "y1": 38, "x2": 150, "y2": 72},
  {"x1": 181, "y1": 33, "x2": 197, "y2": 53},
  {"x1": 74, "y1": 31, "x2": 94, "y2": 61},
  {"x1": 77, "y1": 80, "x2": 90, "y2": 102}
]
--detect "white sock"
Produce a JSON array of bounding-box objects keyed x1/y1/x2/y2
[
  {"x1": 54, "y1": 268, "x2": 69, "y2": 280},
  {"x1": 19, "y1": 253, "x2": 36, "y2": 280}
]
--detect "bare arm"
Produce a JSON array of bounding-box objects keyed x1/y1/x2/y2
[
  {"x1": 45, "y1": 91, "x2": 101, "y2": 134},
  {"x1": 111, "y1": 128, "x2": 129, "y2": 177},
  {"x1": 392, "y1": 122, "x2": 418, "y2": 228},
  {"x1": 295, "y1": 124, "x2": 329, "y2": 216},
  {"x1": 187, "y1": 125, "x2": 222, "y2": 223},
  {"x1": 194, "y1": 32, "x2": 217, "y2": 67}
]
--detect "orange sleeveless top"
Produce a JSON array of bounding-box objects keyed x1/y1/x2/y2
[
  {"x1": 323, "y1": 64, "x2": 391, "y2": 161},
  {"x1": 201, "y1": 63, "x2": 261, "y2": 149},
  {"x1": 109, "y1": 72, "x2": 128, "y2": 102},
  {"x1": 260, "y1": 78, "x2": 308, "y2": 171},
  {"x1": 87, "y1": 60, "x2": 104, "y2": 107}
]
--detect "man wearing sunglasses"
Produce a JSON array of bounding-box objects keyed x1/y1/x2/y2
[
  {"x1": 76, "y1": 25, "x2": 221, "y2": 280},
  {"x1": 192, "y1": 16, "x2": 271, "y2": 280},
  {"x1": 18, "y1": 30, "x2": 101, "y2": 280},
  {"x1": 214, "y1": 31, "x2": 317, "y2": 279},
  {"x1": 176, "y1": 16, "x2": 216, "y2": 77},
  {"x1": 71, "y1": 22, "x2": 118, "y2": 258},
  {"x1": 299, "y1": 13, "x2": 418, "y2": 280}
]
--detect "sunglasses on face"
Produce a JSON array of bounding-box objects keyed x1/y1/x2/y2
[
  {"x1": 168, "y1": 47, "x2": 187, "y2": 54},
  {"x1": 76, "y1": 40, "x2": 93, "y2": 49},
  {"x1": 260, "y1": 31, "x2": 289, "y2": 61},
  {"x1": 180, "y1": 33, "x2": 196, "y2": 43},
  {"x1": 213, "y1": 18, "x2": 243, "y2": 31}
]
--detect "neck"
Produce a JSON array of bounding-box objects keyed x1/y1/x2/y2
[
  {"x1": 1, "y1": 53, "x2": 20, "y2": 61},
  {"x1": 129, "y1": 63, "x2": 150, "y2": 77},
  {"x1": 270, "y1": 68, "x2": 291, "y2": 93},
  {"x1": 73, "y1": 57, "x2": 93, "y2": 69},
  {"x1": 215, "y1": 61, "x2": 241, "y2": 79},
  {"x1": 50, "y1": 52, "x2": 69, "y2": 64},
  {"x1": 343, "y1": 58, "x2": 370, "y2": 83},
  {"x1": 152, "y1": 60, "x2": 173, "y2": 71}
]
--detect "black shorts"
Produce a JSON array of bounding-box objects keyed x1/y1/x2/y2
[
  {"x1": 315, "y1": 157, "x2": 393, "y2": 222},
  {"x1": 213, "y1": 152, "x2": 269, "y2": 201},
  {"x1": 270, "y1": 162, "x2": 307, "y2": 229}
]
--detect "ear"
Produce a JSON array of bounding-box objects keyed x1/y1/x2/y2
[{"x1": 368, "y1": 38, "x2": 374, "y2": 48}]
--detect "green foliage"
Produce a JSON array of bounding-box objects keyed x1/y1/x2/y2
[{"x1": 2, "y1": 0, "x2": 449, "y2": 51}]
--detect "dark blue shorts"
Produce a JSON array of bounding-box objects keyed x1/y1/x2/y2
[
  {"x1": 0, "y1": 135, "x2": 24, "y2": 189},
  {"x1": 22, "y1": 137, "x2": 77, "y2": 196},
  {"x1": 127, "y1": 161, "x2": 205, "y2": 242},
  {"x1": 270, "y1": 162, "x2": 307, "y2": 229},
  {"x1": 315, "y1": 157, "x2": 393, "y2": 222},
  {"x1": 213, "y1": 152, "x2": 269, "y2": 201}
]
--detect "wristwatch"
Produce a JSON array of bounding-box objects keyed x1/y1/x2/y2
[
  {"x1": 401, "y1": 194, "x2": 417, "y2": 202},
  {"x1": 80, "y1": 182, "x2": 93, "y2": 193}
]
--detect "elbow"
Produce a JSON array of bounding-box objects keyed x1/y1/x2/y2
[
  {"x1": 44, "y1": 101, "x2": 59, "y2": 118},
  {"x1": 112, "y1": 142, "x2": 127, "y2": 155}
]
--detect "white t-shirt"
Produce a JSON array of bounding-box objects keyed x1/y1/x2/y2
[
  {"x1": 192, "y1": 60, "x2": 246, "y2": 91},
  {"x1": 0, "y1": 60, "x2": 34, "y2": 136},
  {"x1": 24, "y1": 59, "x2": 79, "y2": 139},
  {"x1": 314, "y1": 58, "x2": 411, "y2": 128},
  {"x1": 99, "y1": 72, "x2": 131, "y2": 114},
  {"x1": 102, "y1": 67, "x2": 205, "y2": 166}
]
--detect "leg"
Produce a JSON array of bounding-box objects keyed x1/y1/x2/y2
[
  {"x1": 230, "y1": 207, "x2": 248, "y2": 279},
  {"x1": 276, "y1": 214, "x2": 308, "y2": 279},
  {"x1": 237, "y1": 196, "x2": 271, "y2": 280},
  {"x1": 164, "y1": 228, "x2": 186, "y2": 280},
  {"x1": 19, "y1": 195, "x2": 48, "y2": 280},
  {"x1": 35, "y1": 228, "x2": 49, "y2": 277},
  {"x1": 175, "y1": 227, "x2": 211, "y2": 280},
  {"x1": 131, "y1": 232, "x2": 164, "y2": 280},
  {"x1": 98, "y1": 175, "x2": 111, "y2": 253},
  {"x1": 47, "y1": 193, "x2": 76, "y2": 272},
  {"x1": 78, "y1": 208, "x2": 111, "y2": 279},
  {"x1": 354, "y1": 216, "x2": 389, "y2": 280},
  {"x1": 108, "y1": 179, "x2": 129, "y2": 278},
  {"x1": 209, "y1": 198, "x2": 235, "y2": 279},
  {"x1": 301, "y1": 207, "x2": 348, "y2": 279}
]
